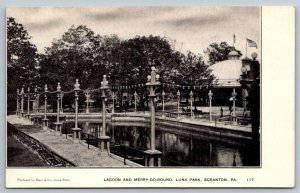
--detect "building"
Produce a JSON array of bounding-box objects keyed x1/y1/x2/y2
[{"x1": 209, "y1": 50, "x2": 247, "y2": 108}]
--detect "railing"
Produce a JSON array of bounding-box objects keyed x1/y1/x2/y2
[{"x1": 79, "y1": 128, "x2": 190, "y2": 167}]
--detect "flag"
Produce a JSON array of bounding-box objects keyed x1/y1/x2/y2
[
  {"x1": 233, "y1": 34, "x2": 236, "y2": 44},
  {"x1": 246, "y1": 38, "x2": 257, "y2": 48}
]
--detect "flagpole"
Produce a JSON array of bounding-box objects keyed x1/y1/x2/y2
[
  {"x1": 233, "y1": 34, "x2": 235, "y2": 48},
  {"x1": 246, "y1": 39, "x2": 248, "y2": 58}
]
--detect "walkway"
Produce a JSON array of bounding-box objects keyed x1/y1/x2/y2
[
  {"x1": 117, "y1": 111, "x2": 252, "y2": 133},
  {"x1": 30, "y1": 110, "x2": 252, "y2": 133},
  {"x1": 7, "y1": 115, "x2": 133, "y2": 167}
]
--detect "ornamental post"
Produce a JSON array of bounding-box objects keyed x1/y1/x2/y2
[
  {"x1": 27, "y1": 87, "x2": 30, "y2": 119},
  {"x1": 98, "y1": 75, "x2": 111, "y2": 152},
  {"x1": 16, "y1": 89, "x2": 19, "y2": 116},
  {"x1": 232, "y1": 88, "x2": 237, "y2": 124},
  {"x1": 55, "y1": 82, "x2": 63, "y2": 135},
  {"x1": 84, "y1": 90, "x2": 91, "y2": 113},
  {"x1": 190, "y1": 91, "x2": 194, "y2": 119},
  {"x1": 20, "y1": 87, "x2": 25, "y2": 118},
  {"x1": 177, "y1": 90, "x2": 181, "y2": 119},
  {"x1": 134, "y1": 91, "x2": 137, "y2": 112},
  {"x1": 144, "y1": 66, "x2": 162, "y2": 167},
  {"x1": 162, "y1": 90, "x2": 165, "y2": 118},
  {"x1": 60, "y1": 93, "x2": 64, "y2": 113},
  {"x1": 32, "y1": 86, "x2": 38, "y2": 123},
  {"x1": 112, "y1": 91, "x2": 115, "y2": 114},
  {"x1": 208, "y1": 90, "x2": 213, "y2": 122},
  {"x1": 34, "y1": 87, "x2": 38, "y2": 116},
  {"x1": 72, "y1": 79, "x2": 81, "y2": 143},
  {"x1": 42, "y1": 85, "x2": 48, "y2": 130}
]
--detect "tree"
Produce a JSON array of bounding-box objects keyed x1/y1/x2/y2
[
  {"x1": 38, "y1": 25, "x2": 122, "y2": 108},
  {"x1": 171, "y1": 51, "x2": 215, "y2": 106},
  {"x1": 172, "y1": 51, "x2": 214, "y2": 86},
  {"x1": 112, "y1": 35, "x2": 182, "y2": 109},
  {"x1": 116, "y1": 35, "x2": 180, "y2": 84},
  {"x1": 40, "y1": 25, "x2": 98, "y2": 89},
  {"x1": 39, "y1": 28, "x2": 215, "y2": 110},
  {"x1": 7, "y1": 17, "x2": 38, "y2": 112},
  {"x1": 204, "y1": 42, "x2": 242, "y2": 65}
]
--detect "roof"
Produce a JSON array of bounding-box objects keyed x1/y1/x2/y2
[
  {"x1": 209, "y1": 58, "x2": 242, "y2": 88},
  {"x1": 228, "y1": 50, "x2": 239, "y2": 57}
]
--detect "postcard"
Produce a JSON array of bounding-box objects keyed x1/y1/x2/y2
[{"x1": 6, "y1": 6, "x2": 295, "y2": 188}]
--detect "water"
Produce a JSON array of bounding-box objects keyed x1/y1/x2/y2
[{"x1": 48, "y1": 119, "x2": 257, "y2": 167}]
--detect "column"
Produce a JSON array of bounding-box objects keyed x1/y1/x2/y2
[
  {"x1": 208, "y1": 90, "x2": 213, "y2": 122},
  {"x1": 21, "y1": 87, "x2": 24, "y2": 117},
  {"x1": 177, "y1": 90, "x2": 180, "y2": 119},
  {"x1": 190, "y1": 91, "x2": 194, "y2": 119},
  {"x1": 33, "y1": 87, "x2": 38, "y2": 124},
  {"x1": 144, "y1": 67, "x2": 162, "y2": 167},
  {"x1": 16, "y1": 89, "x2": 19, "y2": 116},
  {"x1": 60, "y1": 93, "x2": 64, "y2": 113},
  {"x1": 27, "y1": 87, "x2": 30, "y2": 119},
  {"x1": 98, "y1": 75, "x2": 111, "y2": 152},
  {"x1": 42, "y1": 85, "x2": 49, "y2": 130},
  {"x1": 162, "y1": 90, "x2": 165, "y2": 118},
  {"x1": 85, "y1": 91, "x2": 90, "y2": 113},
  {"x1": 55, "y1": 83, "x2": 62, "y2": 135},
  {"x1": 112, "y1": 91, "x2": 115, "y2": 114},
  {"x1": 232, "y1": 88, "x2": 237, "y2": 124},
  {"x1": 36, "y1": 95, "x2": 40, "y2": 114},
  {"x1": 72, "y1": 79, "x2": 81, "y2": 143},
  {"x1": 134, "y1": 91, "x2": 137, "y2": 112}
]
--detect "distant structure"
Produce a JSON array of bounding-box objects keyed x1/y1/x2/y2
[{"x1": 209, "y1": 49, "x2": 247, "y2": 108}]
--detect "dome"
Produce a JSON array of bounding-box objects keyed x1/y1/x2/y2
[
  {"x1": 209, "y1": 58, "x2": 242, "y2": 88},
  {"x1": 227, "y1": 50, "x2": 240, "y2": 60}
]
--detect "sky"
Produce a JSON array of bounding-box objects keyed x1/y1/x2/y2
[{"x1": 7, "y1": 7, "x2": 261, "y2": 59}]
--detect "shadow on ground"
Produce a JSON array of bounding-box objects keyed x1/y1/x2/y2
[{"x1": 7, "y1": 123, "x2": 48, "y2": 167}]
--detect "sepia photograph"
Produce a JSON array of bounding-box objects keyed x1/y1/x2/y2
[
  {"x1": 7, "y1": 7, "x2": 261, "y2": 167},
  {"x1": 6, "y1": 7, "x2": 261, "y2": 169}
]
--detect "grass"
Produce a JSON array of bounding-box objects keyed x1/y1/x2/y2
[{"x1": 7, "y1": 123, "x2": 48, "y2": 167}]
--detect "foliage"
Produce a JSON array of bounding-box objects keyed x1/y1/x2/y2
[
  {"x1": 204, "y1": 42, "x2": 242, "y2": 65},
  {"x1": 8, "y1": 21, "x2": 218, "y2": 110},
  {"x1": 7, "y1": 17, "x2": 38, "y2": 111},
  {"x1": 171, "y1": 51, "x2": 214, "y2": 87}
]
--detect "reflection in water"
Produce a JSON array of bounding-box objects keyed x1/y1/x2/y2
[{"x1": 59, "y1": 120, "x2": 255, "y2": 167}]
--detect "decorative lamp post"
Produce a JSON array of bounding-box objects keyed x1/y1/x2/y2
[
  {"x1": 32, "y1": 86, "x2": 38, "y2": 124},
  {"x1": 34, "y1": 87, "x2": 38, "y2": 116},
  {"x1": 240, "y1": 52, "x2": 260, "y2": 166},
  {"x1": 27, "y1": 87, "x2": 30, "y2": 119},
  {"x1": 20, "y1": 87, "x2": 25, "y2": 117},
  {"x1": 190, "y1": 91, "x2": 194, "y2": 119},
  {"x1": 98, "y1": 75, "x2": 111, "y2": 152},
  {"x1": 112, "y1": 91, "x2": 115, "y2": 114},
  {"x1": 72, "y1": 79, "x2": 81, "y2": 143},
  {"x1": 16, "y1": 89, "x2": 19, "y2": 116},
  {"x1": 177, "y1": 90, "x2": 181, "y2": 119},
  {"x1": 55, "y1": 83, "x2": 62, "y2": 135},
  {"x1": 144, "y1": 66, "x2": 162, "y2": 167},
  {"x1": 134, "y1": 91, "x2": 137, "y2": 112},
  {"x1": 60, "y1": 93, "x2": 64, "y2": 113},
  {"x1": 162, "y1": 90, "x2": 165, "y2": 118},
  {"x1": 36, "y1": 93, "x2": 40, "y2": 114},
  {"x1": 42, "y1": 84, "x2": 49, "y2": 130},
  {"x1": 232, "y1": 88, "x2": 237, "y2": 124},
  {"x1": 208, "y1": 90, "x2": 213, "y2": 122},
  {"x1": 84, "y1": 90, "x2": 91, "y2": 113}
]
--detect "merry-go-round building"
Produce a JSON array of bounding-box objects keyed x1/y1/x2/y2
[{"x1": 209, "y1": 50, "x2": 248, "y2": 108}]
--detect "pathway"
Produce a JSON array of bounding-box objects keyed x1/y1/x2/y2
[{"x1": 7, "y1": 115, "x2": 133, "y2": 167}]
